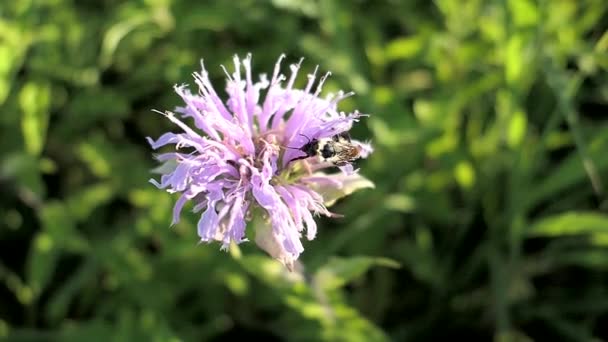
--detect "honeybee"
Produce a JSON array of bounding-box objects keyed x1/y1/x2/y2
[{"x1": 288, "y1": 132, "x2": 363, "y2": 166}]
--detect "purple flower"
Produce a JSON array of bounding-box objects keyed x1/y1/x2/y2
[{"x1": 148, "y1": 54, "x2": 374, "y2": 269}]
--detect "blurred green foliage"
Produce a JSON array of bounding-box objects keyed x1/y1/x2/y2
[{"x1": 1, "y1": 0, "x2": 607, "y2": 341}]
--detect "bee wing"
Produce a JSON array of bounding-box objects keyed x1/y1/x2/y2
[{"x1": 332, "y1": 132, "x2": 352, "y2": 143}]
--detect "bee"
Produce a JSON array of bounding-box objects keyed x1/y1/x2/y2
[{"x1": 288, "y1": 132, "x2": 363, "y2": 166}]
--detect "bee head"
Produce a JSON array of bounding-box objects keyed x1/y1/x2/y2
[
  {"x1": 300, "y1": 139, "x2": 319, "y2": 156},
  {"x1": 284, "y1": 134, "x2": 320, "y2": 164}
]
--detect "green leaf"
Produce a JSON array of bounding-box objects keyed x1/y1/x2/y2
[
  {"x1": 0, "y1": 44, "x2": 15, "y2": 105},
  {"x1": 527, "y1": 129, "x2": 608, "y2": 209},
  {"x1": 26, "y1": 233, "x2": 58, "y2": 299},
  {"x1": 59, "y1": 319, "x2": 114, "y2": 342},
  {"x1": 508, "y1": 0, "x2": 539, "y2": 28},
  {"x1": 325, "y1": 302, "x2": 390, "y2": 342},
  {"x1": 76, "y1": 141, "x2": 112, "y2": 178},
  {"x1": 19, "y1": 81, "x2": 51, "y2": 156},
  {"x1": 66, "y1": 88, "x2": 129, "y2": 123},
  {"x1": 314, "y1": 256, "x2": 400, "y2": 291},
  {"x1": 65, "y1": 183, "x2": 114, "y2": 222},
  {"x1": 0, "y1": 153, "x2": 45, "y2": 200},
  {"x1": 41, "y1": 201, "x2": 88, "y2": 252},
  {"x1": 527, "y1": 212, "x2": 608, "y2": 237},
  {"x1": 505, "y1": 34, "x2": 525, "y2": 86},
  {"x1": 507, "y1": 110, "x2": 527, "y2": 148},
  {"x1": 385, "y1": 36, "x2": 423, "y2": 61},
  {"x1": 494, "y1": 329, "x2": 534, "y2": 342},
  {"x1": 554, "y1": 250, "x2": 608, "y2": 270},
  {"x1": 99, "y1": 15, "x2": 153, "y2": 68},
  {"x1": 305, "y1": 172, "x2": 375, "y2": 207},
  {"x1": 455, "y1": 161, "x2": 476, "y2": 189},
  {"x1": 45, "y1": 258, "x2": 98, "y2": 323}
]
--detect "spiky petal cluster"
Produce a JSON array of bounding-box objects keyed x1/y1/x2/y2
[{"x1": 148, "y1": 54, "x2": 373, "y2": 268}]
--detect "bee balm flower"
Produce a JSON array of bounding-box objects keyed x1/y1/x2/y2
[{"x1": 148, "y1": 54, "x2": 374, "y2": 269}]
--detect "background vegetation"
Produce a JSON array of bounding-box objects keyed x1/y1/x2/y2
[{"x1": 1, "y1": 0, "x2": 608, "y2": 341}]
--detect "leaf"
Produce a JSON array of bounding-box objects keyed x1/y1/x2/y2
[
  {"x1": 65, "y1": 88, "x2": 129, "y2": 125},
  {"x1": 65, "y1": 183, "x2": 114, "y2": 222},
  {"x1": 384, "y1": 193, "x2": 416, "y2": 213},
  {"x1": 507, "y1": 109, "x2": 527, "y2": 148},
  {"x1": 304, "y1": 172, "x2": 375, "y2": 207},
  {"x1": 314, "y1": 256, "x2": 400, "y2": 291},
  {"x1": 0, "y1": 44, "x2": 15, "y2": 105},
  {"x1": 19, "y1": 81, "x2": 51, "y2": 156},
  {"x1": 526, "y1": 129, "x2": 608, "y2": 210},
  {"x1": 455, "y1": 161, "x2": 476, "y2": 189},
  {"x1": 26, "y1": 233, "x2": 58, "y2": 299},
  {"x1": 45, "y1": 258, "x2": 98, "y2": 323},
  {"x1": 494, "y1": 329, "x2": 534, "y2": 342},
  {"x1": 99, "y1": 15, "x2": 152, "y2": 68},
  {"x1": 270, "y1": 0, "x2": 318, "y2": 17},
  {"x1": 76, "y1": 141, "x2": 112, "y2": 178},
  {"x1": 508, "y1": 0, "x2": 539, "y2": 28},
  {"x1": 554, "y1": 250, "x2": 608, "y2": 270},
  {"x1": 59, "y1": 319, "x2": 114, "y2": 342},
  {"x1": 527, "y1": 212, "x2": 608, "y2": 237},
  {"x1": 0, "y1": 153, "x2": 45, "y2": 200},
  {"x1": 0, "y1": 25, "x2": 30, "y2": 106},
  {"x1": 505, "y1": 34, "x2": 525, "y2": 86},
  {"x1": 385, "y1": 36, "x2": 423, "y2": 61},
  {"x1": 252, "y1": 221, "x2": 300, "y2": 273},
  {"x1": 326, "y1": 302, "x2": 390, "y2": 342},
  {"x1": 41, "y1": 201, "x2": 88, "y2": 253}
]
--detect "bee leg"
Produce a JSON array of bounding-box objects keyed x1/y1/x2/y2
[
  {"x1": 284, "y1": 155, "x2": 314, "y2": 175},
  {"x1": 302, "y1": 160, "x2": 313, "y2": 175},
  {"x1": 276, "y1": 155, "x2": 307, "y2": 176},
  {"x1": 286, "y1": 154, "x2": 309, "y2": 165}
]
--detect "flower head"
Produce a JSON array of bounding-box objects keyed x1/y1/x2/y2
[{"x1": 148, "y1": 54, "x2": 373, "y2": 269}]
